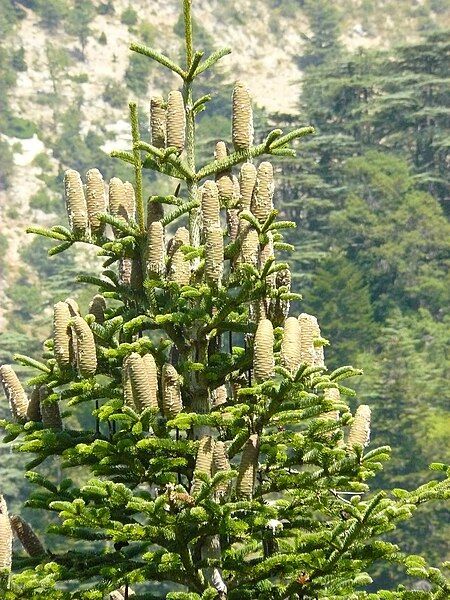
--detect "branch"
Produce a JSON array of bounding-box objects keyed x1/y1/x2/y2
[
  {"x1": 194, "y1": 47, "x2": 232, "y2": 76},
  {"x1": 137, "y1": 141, "x2": 195, "y2": 180},
  {"x1": 129, "y1": 42, "x2": 185, "y2": 78},
  {"x1": 110, "y1": 150, "x2": 135, "y2": 165},
  {"x1": 185, "y1": 50, "x2": 204, "y2": 81},
  {"x1": 196, "y1": 126, "x2": 315, "y2": 181}
]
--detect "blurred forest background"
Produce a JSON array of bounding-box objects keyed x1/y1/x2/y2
[{"x1": 0, "y1": 0, "x2": 449, "y2": 589}]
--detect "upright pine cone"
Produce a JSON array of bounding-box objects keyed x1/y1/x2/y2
[
  {"x1": 204, "y1": 226, "x2": 224, "y2": 286},
  {"x1": 215, "y1": 141, "x2": 234, "y2": 205},
  {"x1": 65, "y1": 297, "x2": 79, "y2": 366},
  {"x1": 0, "y1": 364, "x2": 29, "y2": 421},
  {"x1": 232, "y1": 81, "x2": 253, "y2": 150},
  {"x1": 10, "y1": 515, "x2": 45, "y2": 557},
  {"x1": 122, "y1": 355, "x2": 135, "y2": 408},
  {"x1": 40, "y1": 386, "x2": 63, "y2": 430},
  {"x1": 70, "y1": 316, "x2": 97, "y2": 378},
  {"x1": 253, "y1": 319, "x2": 275, "y2": 383},
  {"x1": 270, "y1": 268, "x2": 291, "y2": 326},
  {"x1": 298, "y1": 313, "x2": 321, "y2": 367},
  {"x1": 166, "y1": 90, "x2": 186, "y2": 153},
  {"x1": 123, "y1": 181, "x2": 136, "y2": 221},
  {"x1": 127, "y1": 353, "x2": 158, "y2": 411},
  {"x1": 215, "y1": 140, "x2": 227, "y2": 161},
  {"x1": 348, "y1": 405, "x2": 371, "y2": 447},
  {"x1": 167, "y1": 227, "x2": 190, "y2": 285},
  {"x1": 109, "y1": 177, "x2": 128, "y2": 222},
  {"x1": 85, "y1": 168, "x2": 107, "y2": 234},
  {"x1": 226, "y1": 208, "x2": 240, "y2": 242},
  {"x1": 281, "y1": 316, "x2": 301, "y2": 373},
  {"x1": 251, "y1": 161, "x2": 274, "y2": 222},
  {"x1": 27, "y1": 386, "x2": 42, "y2": 422},
  {"x1": 191, "y1": 436, "x2": 215, "y2": 495},
  {"x1": 239, "y1": 162, "x2": 257, "y2": 211},
  {"x1": 323, "y1": 387, "x2": 340, "y2": 425},
  {"x1": 0, "y1": 495, "x2": 12, "y2": 572},
  {"x1": 236, "y1": 434, "x2": 259, "y2": 499},
  {"x1": 212, "y1": 440, "x2": 231, "y2": 497},
  {"x1": 150, "y1": 95, "x2": 166, "y2": 148},
  {"x1": 211, "y1": 384, "x2": 227, "y2": 408},
  {"x1": 53, "y1": 301, "x2": 72, "y2": 368},
  {"x1": 201, "y1": 180, "x2": 220, "y2": 229},
  {"x1": 88, "y1": 294, "x2": 107, "y2": 324},
  {"x1": 147, "y1": 198, "x2": 164, "y2": 228},
  {"x1": 64, "y1": 297, "x2": 80, "y2": 316},
  {"x1": 64, "y1": 169, "x2": 88, "y2": 235},
  {"x1": 146, "y1": 221, "x2": 165, "y2": 277},
  {"x1": 237, "y1": 223, "x2": 259, "y2": 266},
  {"x1": 142, "y1": 353, "x2": 159, "y2": 410},
  {"x1": 161, "y1": 364, "x2": 182, "y2": 419}
]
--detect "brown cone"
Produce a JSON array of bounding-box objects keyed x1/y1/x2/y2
[
  {"x1": 27, "y1": 387, "x2": 42, "y2": 422},
  {"x1": 88, "y1": 295, "x2": 106, "y2": 324},
  {"x1": 39, "y1": 386, "x2": 63, "y2": 430},
  {"x1": 10, "y1": 515, "x2": 45, "y2": 557}
]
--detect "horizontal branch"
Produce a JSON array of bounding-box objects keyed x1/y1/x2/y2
[
  {"x1": 130, "y1": 42, "x2": 185, "y2": 78},
  {"x1": 196, "y1": 126, "x2": 315, "y2": 181},
  {"x1": 137, "y1": 141, "x2": 195, "y2": 180},
  {"x1": 110, "y1": 150, "x2": 135, "y2": 165},
  {"x1": 195, "y1": 47, "x2": 232, "y2": 76}
]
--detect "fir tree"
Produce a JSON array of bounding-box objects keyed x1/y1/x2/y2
[{"x1": 0, "y1": 2, "x2": 449, "y2": 599}]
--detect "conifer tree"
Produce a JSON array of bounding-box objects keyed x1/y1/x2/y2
[{"x1": 1, "y1": 2, "x2": 449, "y2": 599}]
